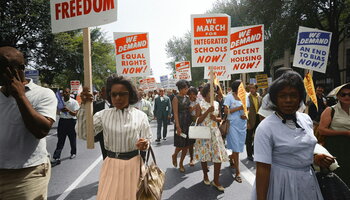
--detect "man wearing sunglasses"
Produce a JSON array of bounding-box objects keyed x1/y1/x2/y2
[{"x1": 0, "y1": 46, "x2": 57, "y2": 199}]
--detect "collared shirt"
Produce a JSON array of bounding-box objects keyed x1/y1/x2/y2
[
  {"x1": 59, "y1": 98, "x2": 80, "y2": 119},
  {"x1": 0, "y1": 79, "x2": 57, "y2": 169},
  {"x1": 75, "y1": 106, "x2": 152, "y2": 153},
  {"x1": 131, "y1": 99, "x2": 154, "y2": 122}
]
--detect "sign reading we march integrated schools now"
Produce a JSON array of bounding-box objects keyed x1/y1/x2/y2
[
  {"x1": 191, "y1": 14, "x2": 231, "y2": 68},
  {"x1": 114, "y1": 32, "x2": 151, "y2": 77},
  {"x1": 293, "y1": 26, "x2": 332, "y2": 73},
  {"x1": 50, "y1": 0, "x2": 118, "y2": 33}
]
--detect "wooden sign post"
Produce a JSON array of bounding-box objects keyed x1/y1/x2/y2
[{"x1": 210, "y1": 66, "x2": 214, "y2": 106}]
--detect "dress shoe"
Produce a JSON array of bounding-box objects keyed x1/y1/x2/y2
[
  {"x1": 70, "y1": 154, "x2": 76, "y2": 159},
  {"x1": 51, "y1": 159, "x2": 61, "y2": 166}
]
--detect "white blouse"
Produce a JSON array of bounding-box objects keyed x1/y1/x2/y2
[{"x1": 75, "y1": 106, "x2": 152, "y2": 153}]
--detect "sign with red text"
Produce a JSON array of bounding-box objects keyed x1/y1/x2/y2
[
  {"x1": 230, "y1": 25, "x2": 264, "y2": 74},
  {"x1": 51, "y1": 0, "x2": 118, "y2": 33},
  {"x1": 175, "y1": 61, "x2": 192, "y2": 81},
  {"x1": 114, "y1": 32, "x2": 151, "y2": 77},
  {"x1": 204, "y1": 66, "x2": 231, "y2": 81},
  {"x1": 304, "y1": 72, "x2": 318, "y2": 110},
  {"x1": 70, "y1": 80, "x2": 80, "y2": 92},
  {"x1": 191, "y1": 14, "x2": 231, "y2": 68},
  {"x1": 293, "y1": 26, "x2": 332, "y2": 73},
  {"x1": 237, "y1": 82, "x2": 248, "y2": 118},
  {"x1": 139, "y1": 78, "x2": 148, "y2": 91},
  {"x1": 146, "y1": 77, "x2": 156, "y2": 91}
]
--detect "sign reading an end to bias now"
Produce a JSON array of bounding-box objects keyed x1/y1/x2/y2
[
  {"x1": 50, "y1": 0, "x2": 118, "y2": 33},
  {"x1": 230, "y1": 25, "x2": 264, "y2": 74},
  {"x1": 191, "y1": 14, "x2": 231, "y2": 67},
  {"x1": 114, "y1": 32, "x2": 151, "y2": 77},
  {"x1": 293, "y1": 26, "x2": 332, "y2": 73}
]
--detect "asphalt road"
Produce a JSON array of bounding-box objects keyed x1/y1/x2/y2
[{"x1": 46, "y1": 119, "x2": 256, "y2": 200}]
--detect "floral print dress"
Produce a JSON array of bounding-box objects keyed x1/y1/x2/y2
[{"x1": 194, "y1": 100, "x2": 229, "y2": 163}]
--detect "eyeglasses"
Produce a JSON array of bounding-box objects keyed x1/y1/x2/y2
[
  {"x1": 339, "y1": 92, "x2": 350, "y2": 97},
  {"x1": 110, "y1": 91, "x2": 129, "y2": 97}
]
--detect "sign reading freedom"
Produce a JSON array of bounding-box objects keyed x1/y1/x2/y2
[{"x1": 51, "y1": 0, "x2": 118, "y2": 33}]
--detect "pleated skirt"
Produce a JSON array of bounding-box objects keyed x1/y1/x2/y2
[{"x1": 97, "y1": 155, "x2": 141, "y2": 200}]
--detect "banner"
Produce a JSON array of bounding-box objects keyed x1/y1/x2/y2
[
  {"x1": 114, "y1": 32, "x2": 151, "y2": 77},
  {"x1": 255, "y1": 74, "x2": 268, "y2": 89},
  {"x1": 293, "y1": 26, "x2": 332, "y2": 73},
  {"x1": 304, "y1": 72, "x2": 318, "y2": 110},
  {"x1": 70, "y1": 80, "x2": 80, "y2": 93},
  {"x1": 146, "y1": 77, "x2": 156, "y2": 91},
  {"x1": 230, "y1": 25, "x2": 264, "y2": 74},
  {"x1": 237, "y1": 82, "x2": 248, "y2": 118},
  {"x1": 191, "y1": 14, "x2": 231, "y2": 69},
  {"x1": 160, "y1": 75, "x2": 168, "y2": 88},
  {"x1": 51, "y1": 0, "x2": 118, "y2": 33},
  {"x1": 175, "y1": 61, "x2": 192, "y2": 81},
  {"x1": 204, "y1": 66, "x2": 231, "y2": 81}
]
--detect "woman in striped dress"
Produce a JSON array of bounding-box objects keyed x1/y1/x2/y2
[{"x1": 76, "y1": 75, "x2": 152, "y2": 200}]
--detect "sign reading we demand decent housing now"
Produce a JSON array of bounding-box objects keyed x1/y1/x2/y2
[
  {"x1": 51, "y1": 0, "x2": 118, "y2": 33},
  {"x1": 230, "y1": 25, "x2": 264, "y2": 74},
  {"x1": 114, "y1": 32, "x2": 151, "y2": 77},
  {"x1": 191, "y1": 14, "x2": 231, "y2": 80},
  {"x1": 293, "y1": 26, "x2": 332, "y2": 73}
]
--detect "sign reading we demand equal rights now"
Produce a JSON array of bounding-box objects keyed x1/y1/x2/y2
[
  {"x1": 293, "y1": 26, "x2": 332, "y2": 73},
  {"x1": 191, "y1": 14, "x2": 231, "y2": 80},
  {"x1": 175, "y1": 61, "x2": 192, "y2": 81},
  {"x1": 114, "y1": 32, "x2": 151, "y2": 77},
  {"x1": 230, "y1": 25, "x2": 264, "y2": 74},
  {"x1": 51, "y1": 0, "x2": 118, "y2": 33}
]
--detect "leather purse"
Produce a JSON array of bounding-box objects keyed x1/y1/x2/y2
[
  {"x1": 219, "y1": 115, "x2": 230, "y2": 137},
  {"x1": 137, "y1": 146, "x2": 165, "y2": 200},
  {"x1": 188, "y1": 118, "x2": 211, "y2": 139}
]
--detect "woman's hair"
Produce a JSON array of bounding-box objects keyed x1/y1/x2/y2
[
  {"x1": 187, "y1": 87, "x2": 198, "y2": 95},
  {"x1": 231, "y1": 80, "x2": 241, "y2": 93},
  {"x1": 201, "y1": 83, "x2": 211, "y2": 97},
  {"x1": 176, "y1": 80, "x2": 190, "y2": 90},
  {"x1": 268, "y1": 71, "x2": 305, "y2": 110},
  {"x1": 106, "y1": 74, "x2": 139, "y2": 105}
]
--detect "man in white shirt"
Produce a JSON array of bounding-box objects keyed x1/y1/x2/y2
[
  {"x1": 52, "y1": 88, "x2": 80, "y2": 165},
  {"x1": 0, "y1": 46, "x2": 57, "y2": 199},
  {"x1": 132, "y1": 89, "x2": 153, "y2": 122}
]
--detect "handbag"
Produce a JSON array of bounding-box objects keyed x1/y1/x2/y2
[
  {"x1": 219, "y1": 115, "x2": 230, "y2": 137},
  {"x1": 137, "y1": 146, "x2": 165, "y2": 200},
  {"x1": 188, "y1": 118, "x2": 211, "y2": 139},
  {"x1": 316, "y1": 170, "x2": 350, "y2": 200}
]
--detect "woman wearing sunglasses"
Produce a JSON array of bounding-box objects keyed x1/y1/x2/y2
[
  {"x1": 76, "y1": 74, "x2": 152, "y2": 200},
  {"x1": 319, "y1": 83, "x2": 350, "y2": 187}
]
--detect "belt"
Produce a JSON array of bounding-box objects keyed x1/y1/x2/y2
[{"x1": 106, "y1": 150, "x2": 139, "y2": 160}]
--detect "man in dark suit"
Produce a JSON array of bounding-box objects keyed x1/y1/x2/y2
[
  {"x1": 246, "y1": 84, "x2": 262, "y2": 161},
  {"x1": 154, "y1": 88, "x2": 172, "y2": 143},
  {"x1": 93, "y1": 87, "x2": 109, "y2": 159}
]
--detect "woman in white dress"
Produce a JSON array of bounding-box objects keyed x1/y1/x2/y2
[
  {"x1": 252, "y1": 71, "x2": 334, "y2": 200},
  {"x1": 76, "y1": 75, "x2": 152, "y2": 200}
]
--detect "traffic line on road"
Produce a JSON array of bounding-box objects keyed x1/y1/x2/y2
[
  {"x1": 239, "y1": 160, "x2": 255, "y2": 186},
  {"x1": 57, "y1": 156, "x2": 102, "y2": 200}
]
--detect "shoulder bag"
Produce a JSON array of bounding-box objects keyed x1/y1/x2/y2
[{"x1": 137, "y1": 146, "x2": 165, "y2": 200}]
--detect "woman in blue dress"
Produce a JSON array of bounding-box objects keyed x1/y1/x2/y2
[
  {"x1": 252, "y1": 71, "x2": 335, "y2": 200},
  {"x1": 224, "y1": 80, "x2": 248, "y2": 183}
]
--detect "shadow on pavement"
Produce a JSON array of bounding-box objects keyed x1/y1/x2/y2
[{"x1": 48, "y1": 181, "x2": 99, "y2": 200}]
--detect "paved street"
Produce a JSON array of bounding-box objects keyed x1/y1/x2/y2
[{"x1": 46, "y1": 119, "x2": 256, "y2": 200}]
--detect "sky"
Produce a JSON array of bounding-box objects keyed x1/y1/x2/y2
[{"x1": 99, "y1": 0, "x2": 218, "y2": 82}]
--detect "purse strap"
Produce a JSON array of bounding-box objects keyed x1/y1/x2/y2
[{"x1": 145, "y1": 146, "x2": 157, "y2": 165}]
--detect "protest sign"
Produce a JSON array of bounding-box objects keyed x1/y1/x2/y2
[
  {"x1": 249, "y1": 78, "x2": 257, "y2": 84},
  {"x1": 230, "y1": 25, "x2": 264, "y2": 74},
  {"x1": 304, "y1": 72, "x2": 318, "y2": 110},
  {"x1": 25, "y1": 70, "x2": 40, "y2": 84},
  {"x1": 175, "y1": 61, "x2": 192, "y2": 81},
  {"x1": 255, "y1": 74, "x2": 268, "y2": 89},
  {"x1": 237, "y1": 82, "x2": 248, "y2": 118},
  {"x1": 204, "y1": 66, "x2": 231, "y2": 81},
  {"x1": 114, "y1": 32, "x2": 151, "y2": 77},
  {"x1": 160, "y1": 75, "x2": 168, "y2": 88},
  {"x1": 293, "y1": 26, "x2": 332, "y2": 73},
  {"x1": 168, "y1": 79, "x2": 178, "y2": 90},
  {"x1": 191, "y1": 14, "x2": 231, "y2": 68},
  {"x1": 139, "y1": 78, "x2": 148, "y2": 91},
  {"x1": 70, "y1": 80, "x2": 80, "y2": 93},
  {"x1": 51, "y1": 0, "x2": 118, "y2": 33},
  {"x1": 146, "y1": 77, "x2": 156, "y2": 91}
]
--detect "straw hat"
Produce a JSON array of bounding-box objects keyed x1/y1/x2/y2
[{"x1": 327, "y1": 83, "x2": 350, "y2": 97}]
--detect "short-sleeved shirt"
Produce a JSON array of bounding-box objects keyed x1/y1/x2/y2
[
  {"x1": 0, "y1": 79, "x2": 57, "y2": 169},
  {"x1": 59, "y1": 97, "x2": 80, "y2": 119},
  {"x1": 224, "y1": 93, "x2": 250, "y2": 121}
]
